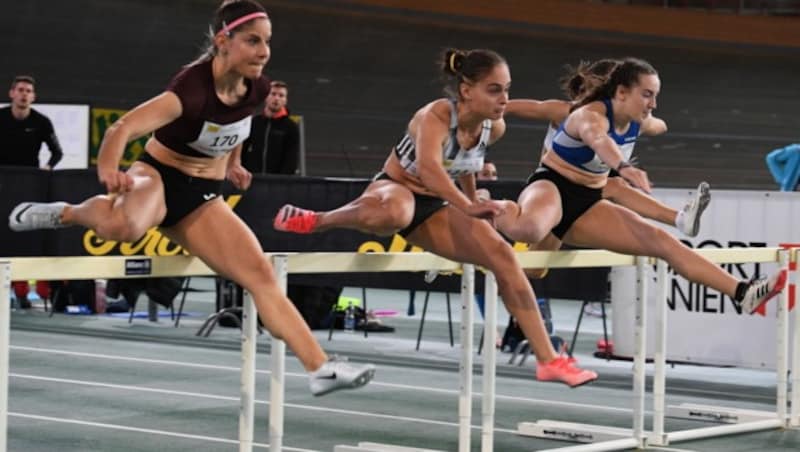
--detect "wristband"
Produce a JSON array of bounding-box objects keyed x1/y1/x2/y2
[{"x1": 616, "y1": 161, "x2": 632, "y2": 172}]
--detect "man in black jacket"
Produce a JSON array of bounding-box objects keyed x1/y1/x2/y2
[
  {"x1": 2, "y1": 75, "x2": 64, "y2": 308},
  {"x1": 0, "y1": 75, "x2": 63, "y2": 169},
  {"x1": 243, "y1": 80, "x2": 300, "y2": 175}
]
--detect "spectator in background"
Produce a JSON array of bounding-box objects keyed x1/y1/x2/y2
[
  {"x1": 476, "y1": 159, "x2": 497, "y2": 201},
  {"x1": 765, "y1": 143, "x2": 800, "y2": 192},
  {"x1": 1, "y1": 75, "x2": 64, "y2": 308},
  {"x1": 242, "y1": 80, "x2": 300, "y2": 175},
  {"x1": 243, "y1": 80, "x2": 322, "y2": 327},
  {"x1": 0, "y1": 75, "x2": 63, "y2": 169}
]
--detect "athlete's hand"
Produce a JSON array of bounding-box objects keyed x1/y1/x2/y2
[
  {"x1": 98, "y1": 166, "x2": 134, "y2": 194},
  {"x1": 618, "y1": 166, "x2": 652, "y2": 194},
  {"x1": 227, "y1": 165, "x2": 252, "y2": 191},
  {"x1": 464, "y1": 199, "x2": 504, "y2": 220}
]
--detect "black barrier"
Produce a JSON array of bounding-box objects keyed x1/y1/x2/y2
[{"x1": 0, "y1": 167, "x2": 608, "y2": 299}]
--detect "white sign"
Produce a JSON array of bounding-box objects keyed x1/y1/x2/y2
[
  {"x1": 1, "y1": 103, "x2": 90, "y2": 169},
  {"x1": 611, "y1": 188, "x2": 799, "y2": 369}
]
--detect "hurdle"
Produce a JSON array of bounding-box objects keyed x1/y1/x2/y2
[
  {"x1": 0, "y1": 253, "x2": 464, "y2": 452},
  {"x1": 275, "y1": 253, "x2": 470, "y2": 452},
  {"x1": 792, "y1": 248, "x2": 800, "y2": 429},
  {"x1": 512, "y1": 247, "x2": 792, "y2": 451},
  {"x1": 1, "y1": 248, "x2": 793, "y2": 451}
]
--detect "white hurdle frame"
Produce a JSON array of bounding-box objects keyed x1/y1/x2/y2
[
  {"x1": 0, "y1": 262, "x2": 10, "y2": 452},
  {"x1": 792, "y1": 248, "x2": 800, "y2": 428},
  {"x1": 0, "y1": 248, "x2": 794, "y2": 452},
  {"x1": 515, "y1": 247, "x2": 792, "y2": 452},
  {"x1": 652, "y1": 249, "x2": 790, "y2": 446}
]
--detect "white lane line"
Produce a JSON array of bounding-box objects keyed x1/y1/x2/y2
[
  {"x1": 8, "y1": 412, "x2": 318, "y2": 451},
  {"x1": 647, "y1": 447, "x2": 698, "y2": 452},
  {"x1": 10, "y1": 345, "x2": 634, "y2": 414},
  {"x1": 9, "y1": 373, "x2": 518, "y2": 434}
]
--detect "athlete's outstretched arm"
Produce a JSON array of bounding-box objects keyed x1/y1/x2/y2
[
  {"x1": 506, "y1": 99, "x2": 570, "y2": 123},
  {"x1": 641, "y1": 114, "x2": 667, "y2": 136},
  {"x1": 96, "y1": 92, "x2": 182, "y2": 193},
  {"x1": 415, "y1": 104, "x2": 500, "y2": 218},
  {"x1": 572, "y1": 107, "x2": 652, "y2": 193}
]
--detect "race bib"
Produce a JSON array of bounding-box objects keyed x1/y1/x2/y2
[{"x1": 188, "y1": 116, "x2": 252, "y2": 157}]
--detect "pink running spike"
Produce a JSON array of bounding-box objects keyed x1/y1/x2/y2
[
  {"x1": 273, "y1": 204, "x2": 318, "y2": 234},
  {"x1": 752, "y1": 269, "x2": 788, "y2": 317},
  {"x1": 536, "y1": 356, "x2": 598, "y2": 388}
]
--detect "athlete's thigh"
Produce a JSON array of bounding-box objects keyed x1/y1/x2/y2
[
  {"x1": 362, "y1": 179, "x2": 415, "y2": 207},
  {"x1": 163, "y1": 199, "x2": 272, "y2": 284},
  {"x1": 529, "y1": 232, "x2": 562, "y2": 252},
  {"x1": 407, "y1": 206, "x2": 509, "y2": 268},
  {"x1": 563, "y1": 200, "x2": 661, "y2": 256},
  {"x1": 517, "y1": 180, "x2": 562, "y2": 231}
]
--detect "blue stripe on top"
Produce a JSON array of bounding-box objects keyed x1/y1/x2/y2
[{"x1": 550, "y1": 98, "x2": 640, "y2": 174}]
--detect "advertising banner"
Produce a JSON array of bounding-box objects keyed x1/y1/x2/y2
[{"x1": 611, "y1": 188, "x2": 799, "y2": 369}]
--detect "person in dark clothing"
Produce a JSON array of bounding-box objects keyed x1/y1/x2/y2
[
  {"x1": 0, "y1": 75, "x2": 63, "y2": 169},
  {"x1": 242, "y1": 80, "x2": 300, "y2": 174},
  {"x1": 2, "y1": 75, "x2": 64, "y2": 307}
]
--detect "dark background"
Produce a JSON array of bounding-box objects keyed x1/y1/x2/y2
[{"x1": 3, "y1": 0, "x2": 799, "y2": 188}]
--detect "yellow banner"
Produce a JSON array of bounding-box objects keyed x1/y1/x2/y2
[
  {"x1": 90, "y1": 108, "x2": 149, "y2": 167},
  {"x1": 83, "y1": 195, "x2": 242, "y2": 256}
]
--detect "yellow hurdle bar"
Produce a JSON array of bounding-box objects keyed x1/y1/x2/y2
[{"x1": 6, "y1": 247, "x2": 782, "y2": 281}]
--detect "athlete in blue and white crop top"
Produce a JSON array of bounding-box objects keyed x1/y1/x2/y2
[
  {"x1": 541, "y1": 98, "x2": 643, "y2": 189},
  {"x1": 393, "y1": 99, "x2": 493, "y2": 179},
  {"x1": 550, "y1": 99, "x2": 640, "y2": 174}
]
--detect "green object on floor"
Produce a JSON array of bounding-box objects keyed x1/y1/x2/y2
[{"x1": 337, "y1": 296, "x2": 361, "y2": 311}]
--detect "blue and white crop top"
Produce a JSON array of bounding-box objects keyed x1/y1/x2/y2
[
  {"x1": 393, "y1": 100, "x2": 492, "y2": 178},
  {"x1": 549, "y1": 98, "x2": 640, "y2": 174}
]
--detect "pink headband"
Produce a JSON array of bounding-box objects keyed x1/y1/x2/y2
[{"x1": 219, "y1": 11, "x2": 268, "y2": 36}]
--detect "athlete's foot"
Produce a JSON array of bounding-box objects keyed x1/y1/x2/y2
[
  {"x1": 9, "y1": 202, "x2": 69, "y2": 231},
  {"x1": 424, "y1": 270, "x2": 439, "y2": 283},
  {"x1": 273, "y1": 204, "x2": 319, "y2": 234},
  {"x1": 536, "y1": 356, "x2": 598, "y2": 388},
  {"x1": 677, "y1": 182, "x2": 710, "y2": 237},
  {"x1": 740, "y1": 269, "x2": 788, "y2": 316},
  {"x1": 308, "y1": 356, "x2": 376, "y2": 397}
]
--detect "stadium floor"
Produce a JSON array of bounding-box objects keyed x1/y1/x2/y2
[{"x1": 7, "y1": 278, "x2": 800, "y2": 451}]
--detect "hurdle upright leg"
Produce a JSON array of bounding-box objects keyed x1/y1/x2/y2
[
  {"x1": 459, "y1": 265, "x2": 475, "y2": 452},
  {"x1": 650, "y1": 259, "x2": 669, "y2": 446},
  {"x1": 239, "y1": 289, "x2": 258, "y2": 452},
  {"x1": 0, "y1": 262, "x2": 10, "y2": 452},
  {"x1": 481, "y1": 271, "x2": 498, "y2": 452},
  {"x1": 269, "y1": 255, "x2": 288, "y2": 452}
]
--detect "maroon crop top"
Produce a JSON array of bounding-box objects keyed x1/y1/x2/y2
[{"x1": 153, "y1": 59, "x2": 270, "y2": 158}]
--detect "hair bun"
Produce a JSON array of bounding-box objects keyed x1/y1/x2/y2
[{"x1": 447, "y1": 50, "x2": 465, "y2": 75}]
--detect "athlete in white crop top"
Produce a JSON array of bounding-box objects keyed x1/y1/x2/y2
[
  {"x1": 275, "y1": 48, "x2": 597, "y2": 387},
  {"x1": 496, "y1": 58, "x2": 786, "y2": 316}
]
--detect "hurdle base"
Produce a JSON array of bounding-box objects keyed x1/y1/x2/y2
[
  {"x1": 666, "y1": 403, "x2": 777, "y2": 424},
  {"x1": 517, "y1": 420, "x2": 635, "y2": 444},
  {"x1": 334, "y1": 442, "x2": 446, "y2": 452}
]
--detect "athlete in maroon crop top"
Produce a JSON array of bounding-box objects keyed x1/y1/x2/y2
[
  {"x1": 154, "y1": 58, "x2": 269, "y2": 159},
  {"x1": 9, "y1": 0, "x2": 375, "y2": 397}
]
